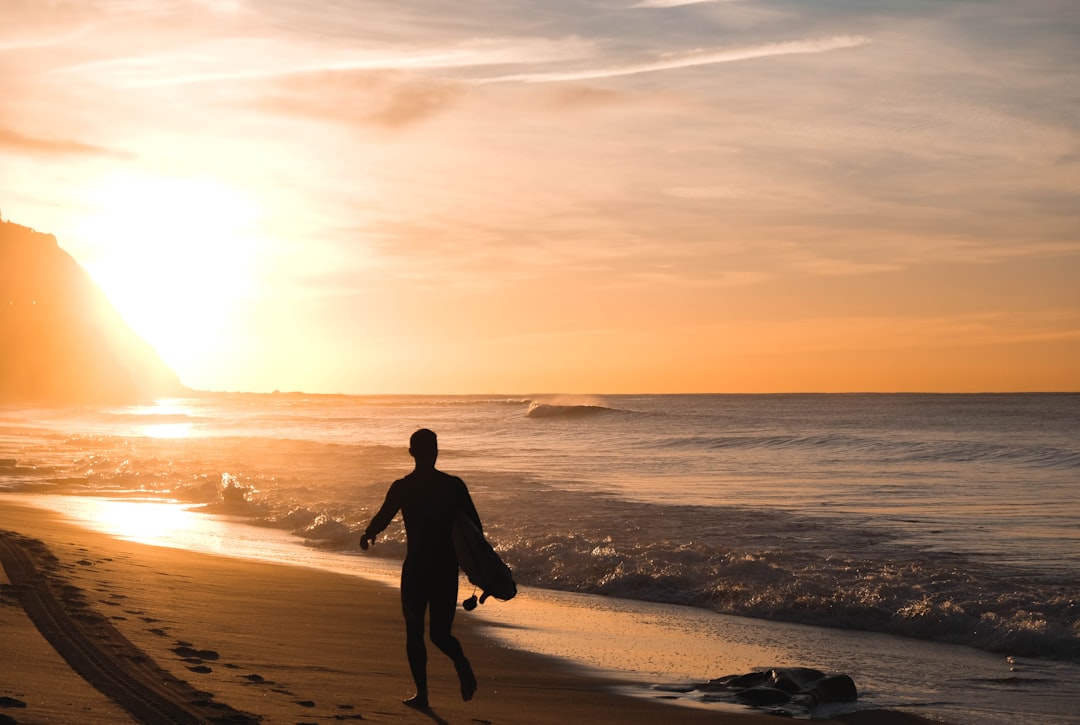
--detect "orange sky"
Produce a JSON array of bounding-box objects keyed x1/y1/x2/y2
[{"x1": 2, "y1": 0, "x2": 1078, "y2": 394}]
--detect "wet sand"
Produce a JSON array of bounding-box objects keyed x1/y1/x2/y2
[{"x1": 0, "y1": 499, "x2": 945, "y2": 724}]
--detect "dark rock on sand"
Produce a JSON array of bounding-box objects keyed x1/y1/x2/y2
[{"x1": 699, "y1": 667, "x2": 858, "y2": 715}]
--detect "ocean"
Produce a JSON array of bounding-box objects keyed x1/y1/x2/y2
[{"x1": 2, "y1": 393, "x2": 1078, "y2": 723}]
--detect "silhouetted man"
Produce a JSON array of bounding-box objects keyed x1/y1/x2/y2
[{"x1": 359, "y1": 428, "x2": 480, "y2": 709}]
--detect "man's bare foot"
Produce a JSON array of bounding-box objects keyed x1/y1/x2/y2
[
  {"x1": 403, "y1": 693, "x2": 429, "y2": 709},
  {"x1": 456, "y1": 658, "x2": 477, "y2": 702}
]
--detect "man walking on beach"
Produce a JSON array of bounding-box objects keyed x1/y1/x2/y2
[{"x1": 359, "y1": 429, "x2": 481, "y2": 709}]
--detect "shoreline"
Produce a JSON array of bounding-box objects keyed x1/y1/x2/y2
[{"x1": 0, "y1": 498, "x2": 946, "y2": 724}]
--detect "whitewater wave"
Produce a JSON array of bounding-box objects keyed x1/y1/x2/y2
[{"x1": 491, "y1": 518, "x2": 1080, "y2": 662}]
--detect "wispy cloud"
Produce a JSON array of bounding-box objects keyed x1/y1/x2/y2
[
  {"x1": 55, "y1": 36, "x2": 597, "y2": 88},
  {"x1": 0, "y1": 127, "x2": 130, "y2": 159},
  {"x1": 479, "y1": 35, "x2": 870, "y2": 83},
  {"x1": 0, "y1": 26, "x2": 94, "y2": 51},
  {"x1": 54, "y1": 47, "x2": 470, "y2": 88},
  {"x1": 255, "y1": 70, "x2": 463, "y2": 129},
  {"x1": 632, "y1": 0, "x2": 735, "y2": 7}
]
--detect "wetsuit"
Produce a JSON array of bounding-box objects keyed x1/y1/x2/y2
[{"x1": 364, "y1": 468, "x2": 481, "y2": 699}]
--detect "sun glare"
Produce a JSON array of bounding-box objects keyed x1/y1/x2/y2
[
  {"x1": 82, "y1": 499, "x2": 199, "y2": 546},
  {"x1": 128, "y1": 399, "x2": 196, "y2": 438},
  {"x1": 70, "y1": 172, "x2": 264, "y2": 384}
]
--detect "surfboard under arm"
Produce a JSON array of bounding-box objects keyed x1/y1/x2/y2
[{"x1": 452, "y1": 510, "x2": 517, "y2": 603}]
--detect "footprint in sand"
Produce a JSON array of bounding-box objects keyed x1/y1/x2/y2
[
  {"x1": 171, "y1": 644, "x2": 220, "y2": 661},
  {"x1": 242, "y1": 674, "x2": 272, "y2": 685}
]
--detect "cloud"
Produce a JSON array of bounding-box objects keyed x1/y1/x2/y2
[
  {"x1": 0, "y1": 26, "x2": 93, "y2": 51},
  {"x1": 255, "y1": 70, "x2": 463, "y2": 129},
  {"x1": 56, "y1": 35, "x2": 597, "y2": 89},
  {"x1": 632, "y1": 0, "x2": 735, "y2": 7},
  {"x1": 478, "y1": 35, "x2": 870, "y2": 83},
  {"x1": 0, "y1": 127, "x2": 131, "y2": 159},
  {"x1": 541, "y1": 86, "x2": 629, "y2": 110}
]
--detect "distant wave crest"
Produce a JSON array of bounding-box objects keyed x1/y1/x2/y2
[{"x1": 526, "y1": 401, "x2": 620, "y2": 419}]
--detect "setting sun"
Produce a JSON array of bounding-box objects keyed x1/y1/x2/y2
[{"x1": 70, "y1": 173, "x2": 264, "y2": 386}]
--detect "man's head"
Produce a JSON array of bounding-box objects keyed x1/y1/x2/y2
[{"x1": 409, "y1": 428, "x2": 438, "y2": 467}]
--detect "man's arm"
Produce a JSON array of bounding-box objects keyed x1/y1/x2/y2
[{"x1": 360, "y1": 482, "x2": 400, "y2": 550}]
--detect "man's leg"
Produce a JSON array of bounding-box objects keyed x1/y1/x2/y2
[
  {"x1": 401, "y1": 571, "x2": 429, "y2": 707},
  {"x1": 428, "y1": 568, "x2": 476, "y2": 701}
]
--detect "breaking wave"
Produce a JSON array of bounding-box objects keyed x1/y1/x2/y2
[
  {"x1": 486, "y1": 506, "x2": 1080, "y2": 663},
  {"x1": 526, "y1": 402, "x2": 616, "y2": 418}
]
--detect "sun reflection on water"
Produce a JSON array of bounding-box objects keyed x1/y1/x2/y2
[
  {"x1": 143, "y1": 422, "x2": 193, "y2": 438},
  {"x1": 80, "y1": 499, "x2": 199, "y2": 546},
  {"x1": 136, "y1": 399, "x2": 195, "y2": 438}
]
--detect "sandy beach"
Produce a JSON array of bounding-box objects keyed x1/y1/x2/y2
[{"x1": 0, "y1": 499, "x2": 945, "y2": 724}]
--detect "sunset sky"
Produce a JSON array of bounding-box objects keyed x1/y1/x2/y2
[{"x1": 2, "y1": 0, "x2": 1078, "y2": 394}]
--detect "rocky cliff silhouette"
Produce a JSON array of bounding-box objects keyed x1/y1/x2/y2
[{"x1": 1, "y1": 217, "x2": 187, "y2": 405}]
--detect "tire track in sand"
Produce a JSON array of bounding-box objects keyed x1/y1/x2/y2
[{"x1": 0, "y1": 531, "x2": 258, "y2": 724}]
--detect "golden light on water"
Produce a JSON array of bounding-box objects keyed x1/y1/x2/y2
[
  {"x1": 80, "y1": 499, "x2": 199, "y2": 546},
  {"x1": 143, "y1": 423, "x2": 193, "y2": 439},
  {"x1": 133, "y1": 399, "x2": 195, "y2": 439}
]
